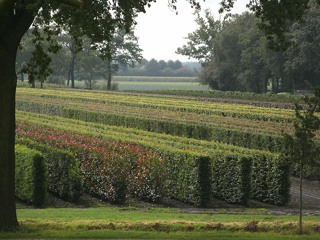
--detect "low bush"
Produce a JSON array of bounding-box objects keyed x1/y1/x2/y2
[
  {"x1": 15, "y1": 145, "x2": 47, "y2": 207},
  {"x1": 16, "y1": 97, "x2": 288, "y2": 153}
]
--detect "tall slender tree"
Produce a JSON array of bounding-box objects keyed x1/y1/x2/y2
[{"x1": 282, "y1": 87, "x2": 320, "y2": 234}]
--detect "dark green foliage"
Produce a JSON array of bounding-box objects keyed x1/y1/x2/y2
[
  {"x1": 164, "y1": 151, "x2": 211, "y2": 207},
  {"x1": 163, "y1": 150, "x2": 287, "y2": 206},
  {"x1": 15, "y1": 145, "x2": 47, "y2": 207},
  {"x1": 211, "y1": 155, "x2": 251, "y2": 204},
  {"x1": 16, "y1": 138, "x2": 82, "y2": 202},
  {"x1": 250, "y1": 155, "x2": 290, "y2": 205}
]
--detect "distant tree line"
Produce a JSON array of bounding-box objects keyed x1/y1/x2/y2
[
  {"x1": 16, "y1": 27, "x2": 143, "y2": 90},
  {"x1": 177, "y1": 0, "x2": 320, "y2": 93},
  {"x1": 117, "y1": 58, "x2": 200, "y2": 77},
  {"x1": 16, "y1": 33, "x2": 199, "y2": 89}
]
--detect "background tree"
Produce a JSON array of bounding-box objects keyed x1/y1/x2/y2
[
  {"x1": 96, "y1": 27, "x2": 143, "y2": 90},
  {"x1": 285, "y1": 0, "x2": 320, "y2": 91},
  {"x1": 76, "y1": 39, "x2": 105, "y2": 89},
  {"x1": 16, "y1": 31, "x2": 34, "y2": 82},
  {"x1": 191, "y1": 12, "x2": 274, "y2": 92},
  {"x1": 145, "y1": 58, "x2": 161, "y2": 76},
  {"x1": 176, "y1": 9, "x2": 221, "y2": 65},
  {"x1": 238, "y1": 14, "x2": 271, "y2": 93}
]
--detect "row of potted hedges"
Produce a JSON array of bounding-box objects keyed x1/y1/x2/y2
[
  {"x1": 15, "y1": 145, "x2": 47, "y2": 207},
  {"x1": 16, "y1": 114, "x2": 290, "y2": 206},
  {"x1": 16, "y1": 138, "x2": 82, "y2": 202},
  {"x1": 16, "y1": 100, "x2": 285, "y2": 152}
]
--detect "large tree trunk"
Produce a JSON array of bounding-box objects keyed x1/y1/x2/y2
[
  {"x1": 0, "y1": 7, "x2": 35, "y2": 231},
  {"x1": 0, "y1": 43, "x2": 19, "y2": 231}
]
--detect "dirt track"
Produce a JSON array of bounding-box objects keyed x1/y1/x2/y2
[
  {"x1": 262, "y1": 177, "x2": 320, "y2": 216},
  {"x1": 289, "y1": 178, "x2": 320, "y2": 209}
]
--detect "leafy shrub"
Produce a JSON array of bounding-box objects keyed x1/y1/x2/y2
[
  {"x1": 15, "y1": 144, "x2": 47, "y2": 207},
  {"x1": 250, "y1": 155, "x2": 290, "y2": 205},
  {"x1": 211, "y1": 155, "x2": 251, "y2": 204},
  {"x1": 16, "y1": 138, "x2": 82, "y2": 202},
  {"x1": 164, "y1": 151, "x2": 211, "y2": 207}
]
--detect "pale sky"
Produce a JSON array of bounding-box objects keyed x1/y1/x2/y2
[{"x1": 136, "y1": 0, "x2": 247, "y2": 62}]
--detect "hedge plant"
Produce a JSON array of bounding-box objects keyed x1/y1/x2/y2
[
  {"x1": 16, "y1": 138, "x2": 83, "y2": 202},
  {"x1": 15, "y1": 144, "x2": 47, "y2": 207}
]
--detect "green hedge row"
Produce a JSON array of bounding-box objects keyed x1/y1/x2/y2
[
  {"x1": 16, "y1": 123, "x2": 165, "y2": 204},
  {"x1": 16, "y1": 138, "x2": 83, "y2": 202},
  {"x1": 16, "y1": 100, "x2": 285, "y2": 152},
  {"x1": 15, "y1": 145, "x2": 47, "y2": 207},
  {"x1": 163, "y1": 150, "x2": 289, "y2": 206},
  {"x1": 17, "y1": 112, "x2": 291, "y2": 206}
]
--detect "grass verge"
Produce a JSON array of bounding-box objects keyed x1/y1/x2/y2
[{"x1": 1, "y1": 207, "x2": 320, "y2": 239}]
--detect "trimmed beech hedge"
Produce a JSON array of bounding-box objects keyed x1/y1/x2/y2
[
  {"x1": 250, "y1": 155, "x2": 290, "y2": 205},
  {"x1": 164, "y1": 151, "x2": 211, "y2": 207},
  {"x1": 211, "y1": 155, "x2": 251, "y2": 204},
  {"x1": 15, "y1": 145, "x2": 47, "y2": 207},
  {"x1": 16, "y1": 101, "x2": 285, "y2": 152},
  {"x1": 16, "y1": 138, "x2": 83, "y2": 202}
]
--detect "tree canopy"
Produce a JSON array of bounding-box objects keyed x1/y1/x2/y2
[{"x1": 178, "y1": 0, "x2": 320, "y2": 93}]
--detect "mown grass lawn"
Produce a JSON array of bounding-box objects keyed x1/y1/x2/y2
[{"x1": 1, "y1": 207, "x2": 320, "y2": 239}]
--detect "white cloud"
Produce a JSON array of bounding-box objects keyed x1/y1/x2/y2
[{"x1": 136, "y1": 0, "x2": 247, "y2": 62}]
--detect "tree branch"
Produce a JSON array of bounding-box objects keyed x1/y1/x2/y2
[{"x1": 54, "y1": 0, "x2": 84, "y2": 9}]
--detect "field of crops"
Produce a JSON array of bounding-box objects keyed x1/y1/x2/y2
[
  {"x1": 16, "y1": 88, "x2": 308, "y2": 151},
  {"x1": 15, "y1": 87, "x2": 308, "y2": 208}
]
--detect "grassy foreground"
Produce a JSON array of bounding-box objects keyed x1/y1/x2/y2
[{"x1": 1, "y1": 207, "x2": 320, "y2": 239}]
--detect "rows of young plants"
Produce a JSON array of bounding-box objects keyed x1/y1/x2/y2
[
  {"x1": 16, "y1": 111, "x2": 290, "y2": 206},
  {"x1": 16, "y1": 93, "x2": 291, "y2": 134},
  {"x1": 16, "y1": 89, "x2": 302, "y2": 152},
  {"x1": 17, "y1": 88, "x2": 295, "y2": 122}
]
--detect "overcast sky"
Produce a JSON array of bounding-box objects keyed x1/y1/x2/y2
[{"x1": 135, "y1": 0, "x2": 247, "y2": 62}]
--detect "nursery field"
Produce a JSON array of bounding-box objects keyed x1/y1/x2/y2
[
  {"x1": 16, "y1": 88, "x2": 316, "y2": 153},
  {"x1": 12, "y1": 87, "x2": 320, "y2": 238}
]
